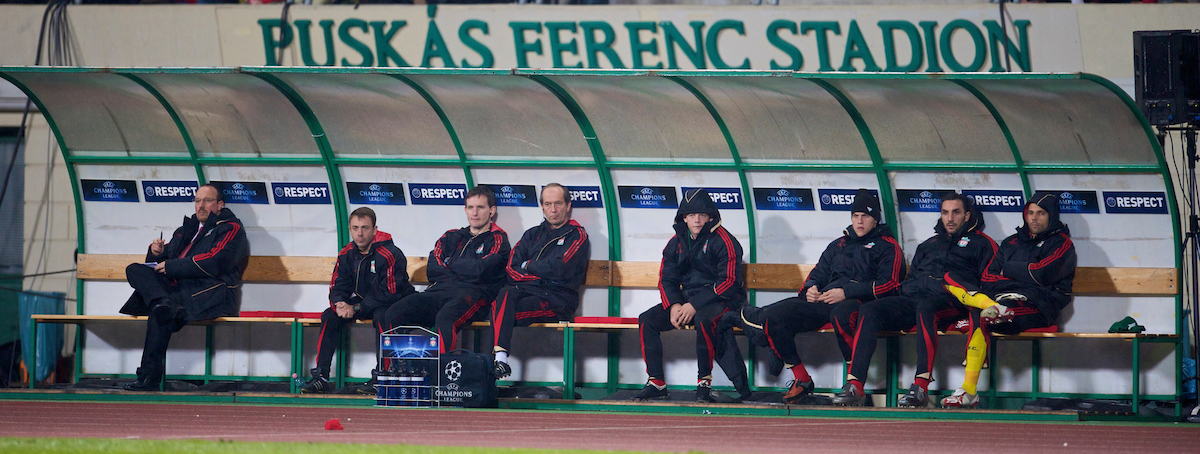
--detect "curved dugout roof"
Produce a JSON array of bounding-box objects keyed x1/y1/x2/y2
[{"x1": 0, "y1": 67, "x2": 1176, "y2": 272}]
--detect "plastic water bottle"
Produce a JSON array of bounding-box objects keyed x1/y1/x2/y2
[
  {"x1": 376, "y1": 372, "x2": 392, "y2": 406},
  {"x1": 415, "y1": 367, "x2": 429, "y2": 407},
  {"x1": 397, "y1": 366, "x2": 414, "y2": 407}
]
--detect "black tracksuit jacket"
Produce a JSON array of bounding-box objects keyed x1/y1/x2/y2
[
  {"x1": 328, "y1": 231, "x2": 416, "y2": 313},
  {"x1": 803, "y1": 223, "x2": 906, "y2": 302},
  {"x1": 905, "y1": 207, "x2": 1000, "y2": 297},
  {"x1": 658, "y1": 219, "x2": 746, "y2": 311},
  {"x1": 505, "y1": 219, "x2": 591, "y2": 310},
  {"x1": 425, "y1": 223, "x2": 511, "y2": 300},
  {"x1": 983, "y1": 193, "x2": 1077, "y2": 323}
]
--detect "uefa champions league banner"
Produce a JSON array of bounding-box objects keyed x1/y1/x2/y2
[
  {"x1": 618, "y1": 186, "x2": 678, "y2": 209},
  {"x1": 347, "y1": 182, "x2": 407, "y2": 205}
]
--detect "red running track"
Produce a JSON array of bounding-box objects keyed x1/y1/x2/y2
[{"x1": 1, "y1": 401, "x2": 1197, "y2": 453}]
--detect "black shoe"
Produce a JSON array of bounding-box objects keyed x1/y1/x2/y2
[
  {"x1": 897, "y1": 384, "x2": 929, "y2": 408},
  {"x1": 493, "y1": 360, "x2": 512, "y2": 379},
  {"x1": 739, "y1": 306, "x2": 770, "y2": 348},
  {"x1": 301, "y1": 368, "x2": 330, "y2": 394},
  {"x1": 123, "y1": 368, "x2": 161, "y2": 391},
  {"x1": 150, "y1": 298, "x2": 184, "y2": 321},
  {"x1": 631, "y1": 382, "x2": 670, "y2": 401},
  {"x1": 695, "y1": 383, "x2": 715, "y2": 403},
  {"x1": 782, "y1": 379, "x2": 815, "y2": 405},
  {"x1": 831, "y1": 382, "x2": 865, "y2": 406}
]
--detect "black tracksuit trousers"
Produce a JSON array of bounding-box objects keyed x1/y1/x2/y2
[
  {"x1": 384, "y1": 287, "x2": 490, "y2": 354},
  {"x1": 847, "y1": 293, "x2": 965, "y2": 382}
]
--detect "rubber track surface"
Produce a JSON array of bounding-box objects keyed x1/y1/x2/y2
[{"x1": 1, "y1": 401, "x2": 1196, "y2": 453}]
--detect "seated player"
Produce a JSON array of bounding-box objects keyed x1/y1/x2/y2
[
  {"x1": 490, "y1": 183, "x2": 591, "y2": 378},
  {"x1": 301, "y1": 207, "x2": 416, "y2": 393},
  {"x1": 633, "y1": 188, "x2": 751, "y2": 403},
  {"x1": 384, "y1": 186, "x2": 510, "y2": 353},
  {"x1": 739, "y1": 189, "x2": 905, "y2": 404},
  {"x1": 941, "y1": 191, "x2": 1076, "y2": 408}
]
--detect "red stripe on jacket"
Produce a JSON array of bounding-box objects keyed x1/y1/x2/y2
[{"x1": 713, "y1": 228, "x2": 738, "y2": 295}]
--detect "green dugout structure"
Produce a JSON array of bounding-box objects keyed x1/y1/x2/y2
[{"x1": 0, "y1": 67, "x2": 1185, "y2": 413}]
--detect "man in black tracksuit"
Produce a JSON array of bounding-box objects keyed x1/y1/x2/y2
[
  {"x1": 739, "y1": 189, "x2": 906, "y2": 404},
  {"x1": 490, "y1": 183, "x2": 591, "y2": 379},
  {"x1": 121, "y1": 184, "x2": 250, "y2": 391},
  {"x1": 302, "y1": 207, "x2": 416, "y2": 393},
  {"x1": 832, "y1": 191, "x2": 999, "y2": 407},
  {"x1": 940, "y1": 191, "x2": 1076, "y2": 408},
  {"x1": 633, "y1": 188, "x2": 750, "y2": 403},
  {"x1": 384, "y1": 186, "x2": 511, "y2": 354}
]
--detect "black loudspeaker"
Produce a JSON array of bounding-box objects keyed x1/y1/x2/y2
[
  {"x1": 1181, "y1": 32, "x2": 1200, "y2": 122},
  {"x1": 1135, "y1": 30, "x2": 1186, "y2": 125},
  {"x1": 1135, "y1": 30, "x2": 1200, "y2": 126}
]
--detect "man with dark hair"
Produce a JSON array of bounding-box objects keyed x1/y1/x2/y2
[
  {"x1": 489, "y1": 183, "x2": 590, "y2": 379},
  {"x1": 633, "y1": 188, "x2": 750, "y2": 403},
  {"x1": 301, "y1": 207, "x2": 416, "y2": 393},
  {"x1": 121, "y1": 184, "x2": 250, "y2": 391},
  {"x1": 739, "y1": 189, "x2": 905, "y2": 404},
  {"x1": 832, "y1": 191, "x2": 999, "y2": 407},
  {"x1": 383, "y1": 186, "x2": 510, "y2": 353},
  {"x1": 941, "y1": 191, "x2": 1076, "y2": 408}
]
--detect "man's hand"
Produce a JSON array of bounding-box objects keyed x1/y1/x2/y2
[
  {"x1": 150, "y1": 238, "x2": 165, "y2": 256},
  {"x1": 805, "y1": 285, "x2": 821, "y2": 303},
  {"x1": 334, "y1": 301, "x2": 355, "y2": 318},
  {"x1": 670, "y1": 302, "x2": 697, "y2": 329},
  {"x1": 818, "y1": 288, "x2": 847, "y2": 304},
  {"x1": 154, "y1": 261, "x2": 167, "y2": 274}
]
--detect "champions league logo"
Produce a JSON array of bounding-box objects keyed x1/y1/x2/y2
[
  {"x1": 754, "y1": 187, "x2": 814, "y2": 211},
  {"x1": 618, "y1": 186, "x2": 677, "y2": 209},
  {"x1": 896, "y1": 189, "x2": 942, "y2": 212},
  {"x1": 347, "y1": 182, "x2": 405, "y2": 205},
  {"x1": 214, "y1": 181, "x2": 268, "y2": 204},
  {"x1": 487, "y1": 184, "x2": 536, "y2": 207},
  {"x1": 445, "y1": 360, "x2": 462, "y2": 381},
  {"x1": 1052, "y1": 190, "x2": 1098, "y2": 214},
  {"x1": 81, "y1": 179, "x2": 138, "y2": 202}
]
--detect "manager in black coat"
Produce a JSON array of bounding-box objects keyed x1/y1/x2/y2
[{"x1": 121, "y1": 184, "x2": 249, "y2": 391}]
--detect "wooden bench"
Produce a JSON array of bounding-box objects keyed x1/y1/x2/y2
[
  {"x1": 38, "y1": 254, "x2": 1179, "y2": 407},
  {"x1": 574, "y1": 261, "x2": 1180, "y2": 408}
]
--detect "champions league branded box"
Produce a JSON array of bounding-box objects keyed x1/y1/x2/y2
[{"x1": 378, "y1": 329, "x2": 439, "y2": 407}]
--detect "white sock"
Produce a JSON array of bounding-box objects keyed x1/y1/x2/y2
[{"x1": 494, "y1": 351, "x2": 509, "y2": 364}]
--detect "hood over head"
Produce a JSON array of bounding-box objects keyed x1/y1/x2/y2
[{"x1": 675, "y1": 188, "x2": 721, "y2": 225}]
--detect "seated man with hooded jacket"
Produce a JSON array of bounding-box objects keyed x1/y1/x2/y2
[{"x1": 633, "y1": 188, "x2": 751, "y2": 403}]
